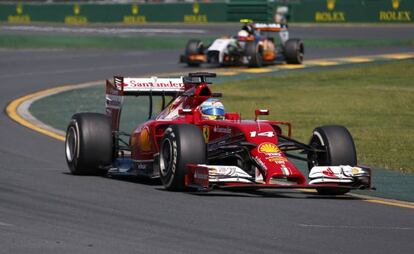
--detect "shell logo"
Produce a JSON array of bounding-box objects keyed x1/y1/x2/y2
[
  {"x1": 258, "y1": 142, "x2": 280, "y2": 154},
  {"x1": 139, "y1": 127, "x2": 151, "y2": 152},
  {"x1": 327, "y1": 0, "x2": 335, "y2": 11},
  {"x1": 392, "y1": 0, "x2": 400, "y2": 10},
  {"x1": 352, "y1": 167, "x2": 362, "y2": 175}
]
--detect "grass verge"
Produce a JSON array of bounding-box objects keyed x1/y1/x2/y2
[
  {"x1": 0, "y1": 34, "x2": 413, "y2": 49},
  {"x1": 216, "y1": 60, "x2": 414, "y2": 173}
]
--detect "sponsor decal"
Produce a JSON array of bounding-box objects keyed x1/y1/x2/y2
[
  {"x1": 8, "y1": 3, "x2": 31, "y2": 23},
  {"x1": 267, "y1": 155, "x2": 287, "y2": 163},
  {"x1": 351, "y1": 167, "x2": 366, "y2": 175},
  {"x1": 114, "y1": 77, "x2": 123, "y2": 89},
  {"x1": 123, "y1": 4, "x2": 146, "y2": 24},
  {"x1": 315, "y1": 0, "x2": 346, "y2": 22},
  {"x1": 379, "y1": 0, "x2": 411, "y2": 22},
  {"x1": 327, "y1": 0, "x2": 335, "y2": 11},
  {"x1": 202, "y1": 126, "x2": 209, "y2": 143},
  {"x1": 137, "y1": 163, "x2": 148, "y2": 170},
  {"x1": 255, "y1": 23, "x2": 283, "y2": 29},
  {"x1": 393, "y1": 0, "x2": 400, "y2": 9},
  {"x1": 254, "y1": 156, "x2": 268, "y2": 171},
  {"x1": 65, "y1": 4, "x2": 88, "y2": 25},
  {"x1": 123, "y1": 78, "x2": 184, "y2": 91},
  {"x1": 258, "y1": 142, "x2": 280, "y2": 154},
  {"x1": 139, "y1": 127, "x2": 151, "y2": 152},
  {"x1": 250, "y1": 131, "x2": 275, "y2": 138},
  {"x1": 184, "y1": 3, "x2": 208, "y2": 23},
  {"x1": 213, "y1": 126, "x2": 231, "y2": 134},
  {"x1": 322, "y1": 167, "x2": 336, "y2": 177},
  {"x1": 167, "y1": 103, "x2": 175, "y2": 114},
  {"x1": 281, "y1": 165, "x2": 290, "y2": 176},
  {"x1": 127, "y1": 80, "x2": 183, "y2": 88},
  {"x1": 194, "y1": 170, "x2": 209, "y2": 180},
  {"x1": 258, "y1": 143, "x2": 287, "y2": 164},
  {"x1": 207, "y1": 166, "x2": 251, "y2": 178},
  {"x1": 106, "y1": 96, "x2": 122, "y2": 109}
]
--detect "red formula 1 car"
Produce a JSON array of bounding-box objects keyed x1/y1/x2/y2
[{"x1": 65, "y1": 72, "x2": 372, "y2": 195}]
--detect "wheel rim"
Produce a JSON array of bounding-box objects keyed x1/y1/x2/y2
[
  {"x1": 297, "y1": 43, "x2": 304, "y2": 63},
  {"x1": 160, "y1": 139, "x2": 173, "y2": 176},
  {"x1": 309, "y1": 131, "x2": 328, "y2": 167},
  {"x1": 65, "y1": 126, "x2": 77, "y2": 162}
]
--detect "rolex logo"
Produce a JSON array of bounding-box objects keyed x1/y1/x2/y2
[
  {"x1": 193, "y1": 3, "x2": 200, "y2": 14},
  {"x1": 392, "y1": 0, "x2": 400, "y2": 10},
  {"x1": 16, "y1": 3, "x2": 23, "y2": 15},
  {"x1": 132, "y1": 4, "x2": 139, "y2": 15},
  {"x1": 74, "y1": 4, "x2": 80, "y2": 15},
  {"x1": 327, "y1": 0, "x2": 335, "y2": 11}
]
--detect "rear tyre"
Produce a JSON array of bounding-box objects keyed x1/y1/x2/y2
[
  {"x1": 65, "y1": 113, "x2": 113, "y2": 175},
  {"x1": 159, "y1": 124, "x2": 206, "y2": 191},
  {"x1": 185, "y1": 39, "x2": 204, "y2": 67},
  {"x1": 245, "y1": 42, "x2": 263, "y2": 67},
  {"x1": 308, "y1": 125, "x2": 357, "y2": 195},
  {"x1": 284, "y1": 38, "x2": 304, "y2": 64}
]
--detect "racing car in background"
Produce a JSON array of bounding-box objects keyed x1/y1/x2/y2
[
  {"x1": 65, "y1": 72, "x2": 372, "y2": 195},
  {"x1": 180, "y1": 20, "x2": 304, "y2": 67}
]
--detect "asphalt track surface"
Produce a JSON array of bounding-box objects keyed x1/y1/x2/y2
[{"x1": 1, "y1": 25, "x2": 414, "y2": 253}]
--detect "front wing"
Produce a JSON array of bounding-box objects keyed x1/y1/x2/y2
[{"x1": 185, "y1": 164, "x2": 372, "y2": 192}]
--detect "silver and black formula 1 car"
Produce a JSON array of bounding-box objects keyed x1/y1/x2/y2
[{"x1": 180, "y1": 20, "x2": 304, "y2": 67}]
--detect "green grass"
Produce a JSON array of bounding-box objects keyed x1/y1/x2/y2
[
  {"x1": 216, "y1": 60, "x2": 414, "y2": 173},
  {"x1": 305, "y1": 38, "x2": 414, "y2": 48},
  {"x1": 0, "y1": 34, "x2": 413, "y2": 49}
]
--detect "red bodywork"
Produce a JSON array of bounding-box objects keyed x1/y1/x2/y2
[{"x1": 105, "y1": 74, "x2": 372, "y2": 191}]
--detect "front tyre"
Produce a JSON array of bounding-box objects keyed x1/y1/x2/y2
[
  {"x1": 308, "y1": 125, "x2": 357, "y2": 195},
  {"x1": 245, "y1": 42, "x2": 263, "y2": 67},
  {"x1": 159, "y1": 124, "x2": 206, "y2": 191},
  {"x1": 185, "y1": 39, "x2": 204, "y2": 67},
  {"x1": 65, "y1": 113, "x2": 113, "y2": 175}
]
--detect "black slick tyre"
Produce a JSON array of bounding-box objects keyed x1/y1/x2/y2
[
  {"x1": 185, "y1": 39, "x2": 204, "y2": 67},
  {"x1": 65, "y1": 113, "x2": 113, "y2": 175},
  {"x1": 245, "y1": 42, "x2": 263, "y2": 67},
  {"x1": 308, "y1": 125, "x2": 357, "y2": 195},
  {"x1": 284, "y1": 38, "x2": 304, "y2": 64},
  {"x1": 159, "y1": 124, "x2": 206, "y2": 191}
]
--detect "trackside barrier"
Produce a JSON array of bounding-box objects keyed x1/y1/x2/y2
[
  {"x1": 288, "y1": 0, "x2": 413, "y2": 23},
  {"x1": 0, "y1": 2, "x2": 228, "y2": 24},
  {"x1": 0, "y1": 1, "x2": 412, "y2": 24}
]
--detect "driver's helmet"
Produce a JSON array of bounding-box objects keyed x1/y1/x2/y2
[
  {"x1": 237, "y1": 30, "x2": 249, "y2": 38},
  {"x1": 200, "y1": 98, "x2": 225, "y2": 120},
  {"x1": 242, "y1": 24, "x2": 254, "y2": 34}
]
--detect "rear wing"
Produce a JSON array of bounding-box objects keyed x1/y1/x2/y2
[
  {"x1": 112, "y1": 76, "x2": 185, "y2": 96},
  {"x1": 105, "y1": 73, "x2": 217, "y2": 131},
  {"x1": 253, "y1": 23, "x2": 287, "y2": 32},
  {"x1": 105, "y1": 76, "x2": 185, "y2": 131}
]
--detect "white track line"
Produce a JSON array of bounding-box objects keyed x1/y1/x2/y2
[
  {"x1": 298, "y1": 224, "x2": 413, "y2": 231},
  {"x1": 1, "y1": 25, "x2": 206, "y2": 35}
]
